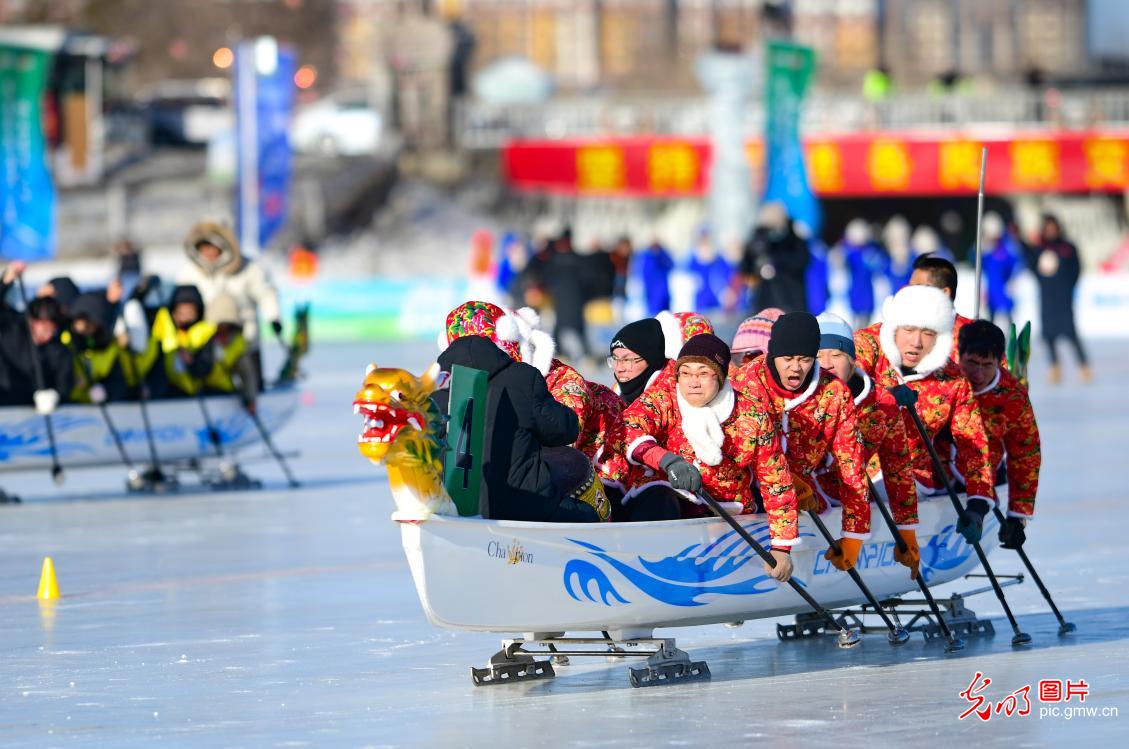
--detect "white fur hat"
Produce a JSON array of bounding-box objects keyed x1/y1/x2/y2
[
  {"x1": 655, "y1": 311, "x2": 683, "y2": 360},
  {"x1": 879, "y1": 285, "x2": 955, "y2": 377},
  {"x1": 495, "y1": 306, "x2": 556, "y2": 376},
  {"x1": 654, "y1": 310, "x2": 715, "y2": 360}
]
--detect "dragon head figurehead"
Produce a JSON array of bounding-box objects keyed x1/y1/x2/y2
[
  {"x1": 354, "y1": 364, "x2": 438, "y2": 462},
  {"x1": 353, "y1": 363, "x2": 456, "y2": 519}
]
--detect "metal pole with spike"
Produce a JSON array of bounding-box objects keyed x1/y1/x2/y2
[{"x1": 973, "y1": 146, "x2": 988, "y2": 320}]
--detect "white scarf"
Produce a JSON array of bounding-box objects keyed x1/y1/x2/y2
[{"x1": 676, "y1": 382, "x2": 735, "y2": 467}]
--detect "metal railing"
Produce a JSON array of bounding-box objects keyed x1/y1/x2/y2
[{"x1": 456, "y1": 88, "x2": 1129, "y2": 149}]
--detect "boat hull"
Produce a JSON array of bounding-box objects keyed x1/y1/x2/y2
[
  {"x1": 0, "y1": 386, "x2": 299, "y2": 472},
  {"x1": 399, "y1": 492, "x2": 1002, "y2": 634}
]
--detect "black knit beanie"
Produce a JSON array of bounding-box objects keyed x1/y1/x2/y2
[
  {"x1": 610, "y1": 318, "x2": 667, "y2": 370},
  {"x1": 767, "y1": 312, "x2": 821, "y2": 360}
]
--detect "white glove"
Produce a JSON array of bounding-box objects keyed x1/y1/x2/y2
[
  {"x1": 122, "y1": 299, "x2": 149, "y2": 353},
  {"x1": 89, "y1": 384, "x2": 107, "y2": 405},
  {"x1": 34, "y1": 388, "x2": 59, "y2": 415}
]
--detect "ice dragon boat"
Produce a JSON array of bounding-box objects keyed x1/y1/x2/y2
[{"x1": 354, "y1": 363, "x2": 1003, "y2": 687}]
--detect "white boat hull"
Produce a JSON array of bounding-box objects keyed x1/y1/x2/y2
[
  {"x1": 399, "y1": 492, "x2": 1002, "y2": 634},
  {"x1": 0, "y1": 386, "x2": 299, "y2": 472}
]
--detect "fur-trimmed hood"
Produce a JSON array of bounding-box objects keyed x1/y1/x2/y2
[
  {"x1": 184, "y1": 222, "x2": 243, "y2": 276},
  {"x1": 878, "y1": 285, "x2": 955, "y2": 380}
]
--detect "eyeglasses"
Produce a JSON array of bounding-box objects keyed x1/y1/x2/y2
[
  {"x1": 677, "y1": 371, "x2": 718, "y2": 383},
  {"x1": 606, "y1": 355, "x2": 645, "y2": 368}
]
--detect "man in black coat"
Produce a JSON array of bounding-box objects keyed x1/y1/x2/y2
[
  {"x1": 0, "y1": 263, "x2": 75, "y2": 408},
  {"x1": 542, "y1": 229, "x2": 593, "y2": 361},
  {"x1": 1025, "y1": 213, "x2": 1090, "y2": 384},
  {"x1": 436, "y1": 334, "x2": 598, "y2": 523},
  {"x1": 739, "y1": 203, "x2": 810, "y2": 313}
]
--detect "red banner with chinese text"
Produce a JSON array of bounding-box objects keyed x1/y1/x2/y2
[{"x1": 502, "y1": 131, "x2": 1129, "y2": 197}]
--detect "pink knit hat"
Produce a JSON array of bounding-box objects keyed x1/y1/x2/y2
[{"x1": 731, "y1": 307, "x2": 785, "y2": 354}]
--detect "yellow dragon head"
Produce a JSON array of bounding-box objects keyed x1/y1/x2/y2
[
  {"x1": 353, "y1": 363, "x2": 456, "y2": 519},
  {"x1": 353, "y1": 364, "x2": 441, "y2": 462}
]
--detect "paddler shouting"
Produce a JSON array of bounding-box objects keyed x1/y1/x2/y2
[{"x1": 731, "y1": 312, "x2": 873, "y2": 572}]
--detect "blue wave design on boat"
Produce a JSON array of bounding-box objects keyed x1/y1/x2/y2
[
  {"x1": 563, "y1": 560, "x2": 630, "y2": 605},
  {"x1": 0, "y1": 415, "x2": 100, "y2": 461},
  {"x1": 919, "y1": 519, "x2": 993, "y2": 582},
  {"x1": 564, "y1": 523, "x2": 806, "y2": 608},
  {"x1": 634, "y1": 525, "x2": 769, "y2": 583},
  {"x1": 194, "y1": 412, "x2": 253, "y2": 451}
]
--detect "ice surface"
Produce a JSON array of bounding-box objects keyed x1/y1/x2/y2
[{"x1": 1, "y1": 340, "x2": 1126, "y2": 747}]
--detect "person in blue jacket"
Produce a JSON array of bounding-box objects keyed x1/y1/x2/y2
[
  {"x1": 979, "y1": 212, "x2": 1022, "y2": 327},
  {"x1": 797, "y1": 220, "x2": 829, "y2": 315},
  {"x1": 882, "y1": 215, "x2": 915, "y2": 293},
  {"x1": 686, "y1": 227, "x2": 733, "y2": 315},
  {"x1": 495, "y1": 231, "x2": 530, "y2": 306},
  {"x1": 638, "y1": 237, "x2": 674, "y2": 316},
  {"x1": 840, "y1": 219, "x2": 887, "y2": 328}
]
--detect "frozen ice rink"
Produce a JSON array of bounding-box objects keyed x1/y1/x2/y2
[{"x1": 2, "y1": 339, "x2": 1126, "y2": 747}]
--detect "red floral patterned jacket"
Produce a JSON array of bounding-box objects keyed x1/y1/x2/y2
[
  {"x1": 732, "y1": 358, "x2": 871, "y2": 539},
  {"x1": 855, "y1": 342, "x2": 996, "y2": 505},
  {"x1": 583, "y1": 380, "x2": 629, "y2": 484},
  {"x1": 545, "y1": 359, "x2": 591, "y2": 451},
  {"x1": 968, "y1": 367, "x2": 1040, "y2": 518},
  {"x1": 811, "y1": 370, "x2": 920, "y2": 529},
  {"x1": 621, "y1": 381, "x2": 800, "y2": 547}
]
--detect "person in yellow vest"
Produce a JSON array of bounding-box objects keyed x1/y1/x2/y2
[
  {"x1": 200, "y1": 293, "x2": 259, "y2": 413},
  {"x1": 155, "y1": 284, "x2": 221, "y2": 397},
  {"x1": 127, "y1": 284, "x2": 211, "y2": 397},
  {"x1": 67, "y1": 293, "x2": 130, "y2": 404}
]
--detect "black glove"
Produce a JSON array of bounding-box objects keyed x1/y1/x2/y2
[
  {"x1": 999, "y1": 517, "x2": 1027, "y2": 549},
  {"x1": 271, "y1": 320, "x2": 284, "y2": 337},
  {"x1": 956, "y1": 497, "x2": 992, "y2": 545},
  {"x1": 888, "y1": 384, "x2": 919, "y2": 408},
  {"x1": 131, "y1": 274, "x2": 161, "y2": 300},
  {"x1": 659, "y1": 452, "x2": 702, "y2": 493}
]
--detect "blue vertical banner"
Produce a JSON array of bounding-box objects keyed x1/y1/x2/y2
[
  {"x1": 235, "y1": 39, "x2": 296, "y2": 256},
  {"x1": 0, "y1": 44, "x2": 55, "y2": 260},
  {"x1": 762, "y1": 40, "x2": 820, "y2": 236}
]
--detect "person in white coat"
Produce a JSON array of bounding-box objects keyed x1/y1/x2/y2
[{"x1": 178, "y1": 222, "x2": 282, "y2": 381}]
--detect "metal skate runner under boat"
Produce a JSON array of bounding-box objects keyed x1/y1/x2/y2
[{"x1": 354, "y1": 364, "x2": 1012, "y2": 688}]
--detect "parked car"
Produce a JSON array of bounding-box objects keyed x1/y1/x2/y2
[
  {"x1": 291, "y1": 89, "x2": 382, "y2": 157},
  {"x1": 138, "y1": 78, "x2": 232, "y2": 147}
]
